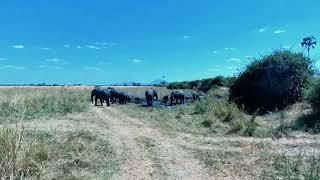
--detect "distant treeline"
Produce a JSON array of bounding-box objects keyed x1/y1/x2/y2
[{"x1": 167, "y1": 76, "x2": 236, "y2": 92}]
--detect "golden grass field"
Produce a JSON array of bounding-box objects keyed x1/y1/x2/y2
[{"x1": 0, "y1": 86, "x2": 319, "y2": 179}]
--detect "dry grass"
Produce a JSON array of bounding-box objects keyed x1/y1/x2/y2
[
  {"x1": 1, "y1": 86, "x2": 320, "y2": 179},
  {"x1": 0, "y1": 87, "x2": 89, "y2": 123},
  {"x1": 0, "y1": 125, "x2": 118, "y2": 179}
]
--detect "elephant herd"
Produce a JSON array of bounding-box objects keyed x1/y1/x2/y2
[
  {"x1": 91, "y1": 87, "x2": 201, "y2": 107},
  {"x1": 91, "y1": 87, "x2": 131, "y2": 106}
]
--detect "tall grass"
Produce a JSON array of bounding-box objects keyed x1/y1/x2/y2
[
  {"x1": 0, "y1": 126, "x2": 48, "y2": 179},
  {"x1": 194, "y1": 89, "x2": 245, "y2": 133},
  {"x1": 0, "y1": 126, "x2": 118, "y2": 179},
  {"x1": 0, "y1": 87, "x2": 89, "y2": 122}
]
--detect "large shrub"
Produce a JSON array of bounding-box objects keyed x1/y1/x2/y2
[
  {"x1": 198, "y1": 76, "x2": 228, "y2": 92},
  {"x1": 230, "y1": 50, "x2": 313, "y2": 113},
  {"x1": 306, "y1": 78, "x2": 320, "y2": 109}
]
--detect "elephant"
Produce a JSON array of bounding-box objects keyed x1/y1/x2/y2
[
  {"x1": 145, "y1": 89, "x2": 158, "y2": 106},
  {"x1": 107, "y1": 87, "x2": 118, "y2": 103},
  {"x1": 91, "y1": 89, "x2": 110, "y2": 106},
  {"x1": 192, "y1": 92, "x2": 200, "y2": 101},
  {"x1": 170, "y1": 91, "x2": 185, "y2": 105},
  {"x1": 163, "y1": 95, "x2": 169, "y2": 104},
  {"x1": 117, "y1": 92, "x2": 131, "y2": 104}
]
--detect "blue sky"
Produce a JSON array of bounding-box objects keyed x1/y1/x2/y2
[{"x1": 0, "y1": 0, "x2": 319, "y2": 84}]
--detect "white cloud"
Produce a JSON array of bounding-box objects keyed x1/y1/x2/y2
[
  {"x1": 95, "y1": 42, "x2": 117, "y2": 47},
  {"x1": 183, "y1": 35, "x2": 190, "y2": 39},
  {"x1": 224, "y1": 47, "x2": 236, "y2": 51},
  {"x1": 86, "y1": 45, "x2": 101, "y2": 50},
  {"x1": 282, "y1": 45, "x2": 290, "y2": 49},
  {"x1": 258, "y1": 28, "x2": 266, "y2": 33},
  {"x1": 64, "y1": 44, "x2": 71, "y2": 48},
  {"x1": 0, "y1": 65, "x2": 25, "y2": 70},
  {"x1": 84, "y1": 66, "x2": 104, "y2": 72},
  {"x1": 46, "y1": 58, "x2": 64, "y2": 63},
  {"x1": 129, "y1": 58, "x2": 143, "y2": 64},
  {"x1": 273, "y1": 30, "x2": 286, "y2": 34},
  {"x1": 41, "y1": 47, "x2": 52, "y2": 50},
  {"x1": 39, "y1": 65, "x2": 63, "y2": 70},
  {"x1": 0, "y1": 58, "x2": 7, "y2": 61},
  {"x1": 12, "y1": 45, "x2": 24, "y2": 49},
  {"x1": 227, "y1": 58, "x2": 242, "y2": 63},
  {"x1": 245, "y1": 55, "x2": 254, "y2": 58},
  {"x1": 227, "y1": 66, "x2": 237, "y2": 70},
  {"x1": 76, "y1": 46, "x2": 82, "y2": 49},
  {"x1": 212, "y1": 50, "x2": 218, "y2": 54}
]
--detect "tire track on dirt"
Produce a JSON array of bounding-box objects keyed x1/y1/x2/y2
[{"x1": 95, "y1": 107, "x2": 210, "y2": 180}]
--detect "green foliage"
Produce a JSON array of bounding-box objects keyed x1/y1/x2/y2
[
  {"x1": 296, "y1": 78, "x2": 320, "y2": 132},
  {"x1": 306, "y1": 78, "x2": 320, "y2": 109},
  {"x1": 230, "y1": 50, "x2": 313, "y2": 113},
  {"x1": 167, "y1": 76, "x2": 234, "y2": 92},
  {"x1": 243, "y1": 112, "x2": 258, "y2": 137},
  {"x1": 194, "y1": 91, "x2": 245, "y2": 133},
  {"x1": 263, "y1": 150, "x2": 320, "y2": 179}
]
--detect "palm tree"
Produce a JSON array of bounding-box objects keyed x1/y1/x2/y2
[{"x1": 301, "y1": 36, "x2": 317, "y2": 57}]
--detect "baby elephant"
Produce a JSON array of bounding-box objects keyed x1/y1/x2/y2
[{"x1": 163, "y1": 95, "x2": 169, "y2": 104}]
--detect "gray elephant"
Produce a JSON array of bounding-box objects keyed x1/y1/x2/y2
[
  {"x1": 91, "y1": 89, "x2": 110, "y2": 106},
  {"x1": 117, "y1": 92, "x2": 131, "y2": 104},
  {"x1": 192, "y1": 91, "x2": 200, "y2": 101},
  {"x1": 145, "y1": 89, "x2": 158, "y2": 106},
  {"x1": 163, "y1": 95, "x2": 169, "y2": 104},
  {"x1": 170, "y1": 91, "x2": 185, "y2": 105}
]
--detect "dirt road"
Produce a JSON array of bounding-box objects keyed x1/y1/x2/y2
[
  {"x1": 93, "y1": 107, "x2": 210, "y2": 180},
  {"x1": 19, "y1": 105, "x2": 320, "y2": 179}
]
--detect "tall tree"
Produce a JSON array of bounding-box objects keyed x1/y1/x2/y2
[{"x1": 301, "y1": 36, "x2": 317, "y2": 57}]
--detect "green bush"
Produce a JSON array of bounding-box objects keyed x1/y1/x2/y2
[
  {"x1": 167, "y1": 76, "x2": 234, "y2": 91},
  {"x1": 306, "y1": 78, "x2": 320, "y2": 109},
  {"x1": 230, "y1": 50, "x2": 313, "y2": 113}
]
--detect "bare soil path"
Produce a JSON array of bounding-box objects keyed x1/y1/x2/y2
[{"x1": 93, "y1": 106, "x2": 210, "y2": 180}]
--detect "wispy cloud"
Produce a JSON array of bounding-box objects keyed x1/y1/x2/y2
[
  {"x1": 12, "y1": 45, "x2": 24, "y2": 49},
  {"x1": 227, "y1": 66, "x2": 238, "y2": 70},
  {"x1": 183, "y1": 35, "x2": 190, "y2": 39},
  {"x1": 41, "y1": 47, "x2": 52, "y2": 50},
  {"x1": 212, "y1": 50, "x2": 218, "y2": 54},
  {"x1": 282, "y1": 45, "x2": 290, "y2": 49},
  {"x1": 227, "y1": 58, "x2": 242, "y2": 63},
  {"x1": 84, "y1": 66, "x2": 104, "y2": 72},
  {"x1": 95, "y1": 42, "x2": 118, "y2": 47},
  {"x1": 129, "y1": 58, "x2": 143, "y2": 64},
  {"x1": 0, "y1": 65, "x2": 25, "y2": 70},
  {"x1": 46, "y1": 58, "x2": 64, "y2": 63},
  {"x1": 64, "y1": 44, "x2": 71, "y2": 48},
  {"x1": 258, "y1": 28, "x2": 266, "y2": 33},
  {"x1": 98, "y1": 61, "x2": 112, "y2": 65},
  {"x1": 224, "y1": 47, "x2": 236, "y2": 51},
  {"x1": 76, "y1": 46, "x2": 82, "y2": 49},
  {"x1": 273, "y1": 30, "x2": 286, "y2": 34},
  {"x1": 39, "y1": 65, "x2": 63, "y2": 70},
  {"x1": 0, "y1": 58, "x2": 7, "y2": 61},
  {"x1": 86, "y1": 45, "x2": 101, "y2": 50}
]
